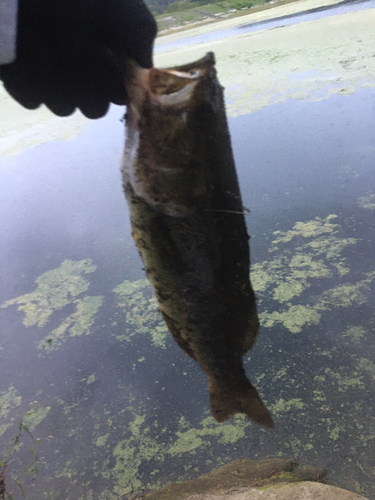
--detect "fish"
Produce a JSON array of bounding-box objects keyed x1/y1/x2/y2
[{"x1": 121, "y1": 52, "x2": 273, "y2": 428}]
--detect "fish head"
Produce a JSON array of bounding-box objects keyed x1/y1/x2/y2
[{"x1": 122, "y1": 54, "x2": 220, "y2": 217}]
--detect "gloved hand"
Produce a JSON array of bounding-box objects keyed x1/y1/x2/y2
[{"x1": 0, "y1": 0, "x2": 157, "y2": 118}]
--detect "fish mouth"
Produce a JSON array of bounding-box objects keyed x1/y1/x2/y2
[
  {"x1": 124, "y1": 52, "x2": 217, "y2": 120},
  {"x1": 121, "y1": 52, "x2": 219, "y2": 217}
]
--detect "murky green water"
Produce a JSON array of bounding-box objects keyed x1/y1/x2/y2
[{"x1": 1, "y1": 84, "x2": 375, "y2": 499}]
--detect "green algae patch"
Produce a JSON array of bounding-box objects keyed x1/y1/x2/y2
[
  {"x1": 272, "y1": 215, "x2": 339, "y2": 244},
  {"x1": 168, "y1": 416, "x2": 247, "y2": 457},
  {"x1": 357, "y1": 358, "x2": 375, "y2": 381},
  {"x1": 343, "y1": 326, "x2": 365, "y2": 344},
  {"x1": 316, "y1": 272, "x2": 375, "y2": 311},
  {"x1": 95, "y1": 434, "x2": 109, "y2": 447},
  {"x1": 110, "y1": 421, "x2": 162, "y2": 494},
  {"x1": 1, "y1": 260, "x2": 103, "y2": 353},
  {"x1": 260, "y1": 305, "x2": 321, "y2": 333},
  {"x1": 254, "y1": 216, "x2": 355, "y2": 278},
  {"x1": 155, "y1": 8, "x2": 375, "y2": 117},
  {"x1": 359, "y1": 193, "x2": 375, "y2": 210},
  {"x1": 252, "y1": 253, "x2": 331, "y2": 303},
  {"x1": 252, "y1": 214, "x2": 361, "y2": 333},
  {"x1": 3, "y1": 213, "x2": 374, "y2": 498},
  {"x1": 23, "y1": 402, "x2": 51, "y2": 431},
  {"x1": 168, "y1": 429, "x2": 204, "y2": 456},
  {"x1": 45, "y1": 211, "x2": 374, "y2": 499},
  {"x1": 0, "y1": 387, "x2": 22, "y2": 437},
  {"x1": 37, "y1": 296, "x2": 103, "y2": 353},
  {"x1": 317, "y1": 281, "x2": 371, "y2": 309},
  {"x1": 1, "y1": 259, "x2": 97, "y2": 326},
  {"x1": 101, "y1": 412, "x2": 254, "y2": 496},
  {"x1": 113, "y1": 280, "x2": 169, "y2": 349},
  {"x1": 271, "y1": 398, "x2": 305, "y2": 415},
  {"x1": 324, "y1": 367, "x2": 364, "y2": 393}
]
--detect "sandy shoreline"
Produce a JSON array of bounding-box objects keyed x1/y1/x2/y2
[{"x1": 1, "y1": 0, "x2": 374, "y2": 155}]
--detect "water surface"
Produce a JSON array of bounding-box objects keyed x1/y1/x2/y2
[{"x1": 1, "y1": 85, "x2": 375, "y2": 499}]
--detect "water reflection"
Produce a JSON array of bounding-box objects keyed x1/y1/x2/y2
[{"x1": 0, "y1": 88, "x2": 375, "y2": 499}]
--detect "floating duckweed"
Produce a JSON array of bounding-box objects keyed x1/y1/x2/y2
[
  {"x1": 357, "y1": 358, "x2": 375, "y2": 380},
  {"x1": 95, "y1": 434, "x2": 109, "y2": 447},
  {"x1": 329, "y1": 426, "x2": 341, "y2": 440},
  {"x1": 129, "y1": 415, "x2": 146, "y2": 437},
  {"x1": 0, "y1": 386, "x2": 22, "y2": 437},
  {"x1": 37, "y1": 296, "x2": 103, "y2": 353},
  {"x1": 1, "y1": 260, "x2": 103, "y2": 354},
  {"x1": 253, "y1": 216, "x2": 356, "y2": 302},
  {"x1": 306, "y1": 236, "x2": 356, "y2": 261},
  {"x1": 312, "y1": 390, "x2": 326, "y2": 402},
  {"x1": 272, "y1": 215, "x2": 339, "y2": 245},
  {"x1": 252, "y1": 215, "x2": 367, "y2": 334},
  {"x1": 101, "y1": 411, "x2": 253, "y2": 495},
  {"x1": 111, "y1": 416, "x2": 162, "y2": 495},
  {"x1": 271, "y1": 398, "x2": 305, "y2": 415},
  {"x1": 358, "y1": 193, "x2": 375, "y2": 210},
  {"x1": 343, "y1": 326, "x2": 366, "y2": 343},
  {"x1": 155, "y1": 10, "x2": 375, "y2": 118},
  {"x1": 324, "y1": 367, "x2": 364, "y2": 392},
  {"x1": 168, "y1": 429, "x2": 204, "y2": 456},
  {"x1": 317, "y1": 280, "x2": 371, "y2": 309},
  {"x1": 252, "y1": 253, "x2": 331, "y2": 303},
  {"x1": 78, "y1": 491, "x2": 94, "y2": 500},
  {"x1": 260, "y1": 305, "x2": 321, "y2": 333},
  {"x1": 168, "y1": 416, "x2": 248, "y2": 456},
  {"x1": 4, "y1": 210, "x2": 375, "y2": 499},
  {"x1": 1, "y1": 259, "x2": 97, "y2": 327},
  {"x1": 113, "y1": 281, "x2": 169, "y2": 349},
  {"x1": 23, "y1": 402, "x2": 50, "y2": 431}
]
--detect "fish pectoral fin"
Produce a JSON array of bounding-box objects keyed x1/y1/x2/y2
[{"x1": 208, "y1": 378, "x2": 274, "y2": 428}]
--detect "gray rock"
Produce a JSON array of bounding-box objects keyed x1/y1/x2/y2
[
  {"x1": 142, "y1": 459, "x2": 368, "y2": 500},
  {"x1": 180, "y1": 482, "x2": 369, "y2": 500}
]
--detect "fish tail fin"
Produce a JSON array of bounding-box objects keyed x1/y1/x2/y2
[{"x1": 208, "y1": 377, "x2": 274, "y2": 428}]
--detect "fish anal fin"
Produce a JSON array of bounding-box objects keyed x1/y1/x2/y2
[{"x1": 208, "y1": 378, "x2": 274, "y2": 428}]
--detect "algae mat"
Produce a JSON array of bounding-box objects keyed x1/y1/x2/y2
[
  {"x1": 1, "y1": 3, "x2": 375, "y2": 500},
  {"x1": 155, "y1": 6, "x2": 375, "y2": 117},
  {"x1": 1, "y1": 199, "x2": 375, "y2": 499}
]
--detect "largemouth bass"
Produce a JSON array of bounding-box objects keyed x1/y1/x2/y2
[{"x1": 121, "y1": 53, "x2": 273, "y2": 428}]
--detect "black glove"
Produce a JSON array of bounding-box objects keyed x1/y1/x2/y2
[{"x1": 0, "y1": 0, "x2": 157, "y2": 118}]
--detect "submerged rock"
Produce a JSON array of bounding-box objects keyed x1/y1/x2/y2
[{"x1": 142, "y1": 458, "x2": 369, "y2": 500}]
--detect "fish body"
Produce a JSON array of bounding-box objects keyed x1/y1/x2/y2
[{"x1": 122, "y1": 53, "x2": 273, "y2": 428}]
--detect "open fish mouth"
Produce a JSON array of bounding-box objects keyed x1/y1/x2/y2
[{"x1": 121, "y1": 53, "x2": 273, "y2": 429}]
